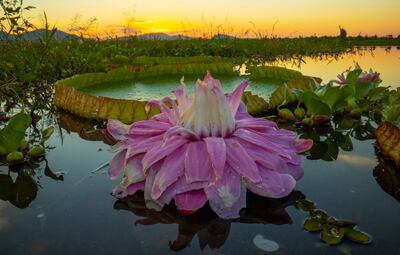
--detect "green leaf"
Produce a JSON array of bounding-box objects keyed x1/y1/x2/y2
[
  {"x1": 321, "y1": 138, "x2": 339, "y2": 161},
  {"x1": 0, "y1": 112, "x2": 32, "y2": 153},
  {"x1": 307, "y1": 98, "x2": 331, "y2": 117},
  {"x1": 297, "y1": 198, "x2": 316, "y2": 212},
  {"x1": 310, "y1": 209, "x2": 329, "y2": 221},
  {"x1": 346, "y1": 69, "x2": 362, "y2": 86},
  {"x1": 321, "y1": 225, "x2": 345, "y2": 245},
  {"x1": 344, "y1": 228, "x2": 372, "y2": 244},
  {"x1": 320, "y1": 86, "x2": 343, "y2": 111},
  {"x1": 304, "y1": 218, "x2": 324, "y2": 232},
  {"x1": 40, "y1": 127, "x2": 54, "y2": 144},
  {"x1": 28, "y1": 146, "x2": 45, "y2": 158}
]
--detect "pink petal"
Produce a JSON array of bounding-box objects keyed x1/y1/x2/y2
[
  {"x1": 109, "y1": 148, "x2": 128, "y2": 180},
  {"x1": 127, "y1": 134, "x2": 164, "y2": 157},
  {"x1": 129, "y1": 120, "x2": 171, "y2": 136},
  {"x1": 247, "y1": 166, "x2": 296, "y2": 198},
  {"x1": 233, "y1": 129, "x2": 292, "y2": 159},
  {"x1": 204, "y1": 137, "x2": 226, "y2": 179},
  {"x1": 151, "y1": 145, "x2": 187, "y2": 200},
  {"x1": 239, "y1": 138, "x2": 304, "y2": 180},
  {"x1": 235, "y1": 117, "x2": 277, "y2": 131},
  {"x1": 225, "y1": 139, "x2": 261, "y2": 183},
  {"x1": 124, "y1": 154, "x2": 145, "y2": 183},
  {"x1": 163, "y1": 126, "x2": 200, "y2": 142},
  {"x1": 144, "y1": 168, "x2": 163, "y2": 211},
  {"x1": 157, "y1": 176, "x2": 208, "y2": 205},
  {"x1": 184, "y1": 141, "x2": 214, "y2": 183},
  {"x1": 228, "y1": 79, "x2": 249, "y2": 116},
  {"x1": 205, "y1": 165, "x2": 246, "y2": 219},
  {"x1": 112, "y1": 181, "x2": 145, "y2": 199},
  {"x1": 107, "y1": 120, "x2": 129, "y2": 140},
  {"x1": 295, "y1": 139, "x2": 314, "y2": 153},
  {"x1": 174, "y1": 189, "x2": 208, "y2": 211},
  {"x1": 234, "y1": 103, "x2": 252, "y2": 120},
  {"x1": 142, "y1": 136, "x2": 187, "y2": 171}
]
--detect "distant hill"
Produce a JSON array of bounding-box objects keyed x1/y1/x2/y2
[
  {"x1": 21, "y1": 29, "x2": 78, "y2": 41},
  {"x1": 0, "y1": 29, "x2": 78, "y2": 42},
  {"x1": 0, "y1": 31, "x2": 15, "y2": 41},
  {"x1": 113, "y1": 32, "x2": 193, "y2": 41},
  {"x1": 212, "y1": 33, "x2": 236, "y2": 39}
]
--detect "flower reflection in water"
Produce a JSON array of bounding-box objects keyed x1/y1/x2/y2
[{"x1": 114, "y1": 190, "x2": 304, "y2": 251}]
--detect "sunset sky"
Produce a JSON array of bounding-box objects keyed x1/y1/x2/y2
[{"x1": 29, "y1": 0, "x2": 400, "y2": 37}]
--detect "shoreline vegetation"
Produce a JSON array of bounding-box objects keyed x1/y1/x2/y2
[{"x1": 0, "y1": 0, "x2": 399, "y2": 109}]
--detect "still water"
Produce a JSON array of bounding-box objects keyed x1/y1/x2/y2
[
  {"x1": 1, "y1": 48, "x2": 400, "y2": 255},
  {"x1": 279, "y1": 47, "x2": 400, "y2": 88}
]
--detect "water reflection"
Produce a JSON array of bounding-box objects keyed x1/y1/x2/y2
[
  {"x1": 114, "y1": 190, "x2": 304, "y2": 252},
  {"x1": 0, "y1": 159, "x2": 63, "y2": 209},
  {"x1": 373, "y1": 153, "x2": 400, "y2": 202}
]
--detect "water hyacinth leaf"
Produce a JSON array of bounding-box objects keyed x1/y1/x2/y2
[
  {"x1": 321, "y1": 138, "x2": 339, "y2": 161},
  {"x1": 368, "y1": 86, "x2": 389, "y2": 102},
  {"x1": 346, "y1": 68, "x2": 362, "y2": 86},
  {"x1": 307, "y1": 98, "x2": 331, "y2": 117},
  {"x1": 355, "y1": 82, "x2": 376, "y2": 98},
  {"x1": 40, "y1": 127, "x2": 55, "y2": 144},
  {"x1": 304, "y1": 218, "x2": 324, "y2": 232},
  {"x1": 0, "y1": 145, "x2": 7, "y2": 156},
  {"x1": 344, "y1": 228, "x2": 372, "y2": 244},
  {"x1": 321, "y1": 225, "x2": 345, "y2": 245},
  {"x1": 307, "y1": 141, "x2": 328, "y2": 160},
  {"x1": 297, "y1": 198, "x2": 316, "y2": 212},
  {"x1": 294, "y1": 107, "x2": 306, "y2": 119},
  {"x1": 6, "y1": 151, "x2": 24, "y2": 164},
  {"x1": 336, "y1": 133, "x2": 353, "y2": 151},
  {"x1": 278, "y1": 108, "x2": 296, "y2": 121},
  {"x1": 28, "y1": 146, "x2": 46, "y2": 158},
  {"x1": 310, "y1": 209, "x2": 329, "y2": 221},
  {"x1": 0, "y1": 112, "x2": 32, "y2": 153},
  {"x1": 320, "y1": 86, "x2": 343, "y2": 111}
]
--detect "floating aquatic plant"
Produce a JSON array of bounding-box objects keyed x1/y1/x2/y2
[
  {"x1": 297, "y1": 198, "x2": 372, "y2": 245},
  {"x1": 0, "y1": 112, "x2": 54, "y2": 165},
  {"x1": 107, "y1": 73, "x2": 313, "y2": 218}
]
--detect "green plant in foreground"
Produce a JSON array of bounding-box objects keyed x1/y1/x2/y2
[
  {"x1": 0, "y1": 111, "x2": 54, "y2": 164},
  {"x1": 297, "y1": 198, "x2": 372, "y2": 245}
]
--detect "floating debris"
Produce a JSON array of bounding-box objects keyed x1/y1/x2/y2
[{"x1": 253, "y1": 234, "x2": 279, "y2": 252}]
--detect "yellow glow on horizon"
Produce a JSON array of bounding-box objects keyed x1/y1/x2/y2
[{"x1": 28, "y1": 0, "x2": 400, "y2": 38}]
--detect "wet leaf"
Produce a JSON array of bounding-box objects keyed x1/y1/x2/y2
[
  {"x1": 28, "y1": 146, "x2": 45, "y2": 158},
  {"x1": 294, "y1": 107, "x2": 306, "y2": 119},
  {"x1": 279, "y1": 108, "x2": 296, "y2": 121},
  {"x1": 321, "y1": 224, "x2": 345, "y2": 245},
  {"x1": 297, "y1": 198, "x2": 316, "y2": 212},
  {"x1": 0, "y1": 112, "x2": 32, "y2": 153},
  {"x1": 40, "y1": 127, "x2": 54, "y2": 144},
  {"x1": 310, "y1": 209, "x2": 329, "y2": 221},
  {"x1": 344, "y1": 228, "x2": 372, "y2": 244},
  {"x1": 304, "y1": 218, "x2": 324, "y2": 232},
  {"x1": 6, "y1": 151, "x2": 24, "y2": 164},
  {"x1": 320, "y1": 86, "x2": 343, "y2": 111}
]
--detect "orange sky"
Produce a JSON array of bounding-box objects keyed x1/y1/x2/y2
[{"x1": 29, "y1": 0, "x2": 400, "y2": 38}]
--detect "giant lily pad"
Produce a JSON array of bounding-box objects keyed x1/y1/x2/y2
[{"x1": 54, "y1": 58, "x2": 309, "y2": 123}]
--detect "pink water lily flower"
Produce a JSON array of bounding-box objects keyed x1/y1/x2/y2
[
  {"x1": 334, "y1": 68, "x2": 381, "y2": 85},
  {"x1": 107, "y1": 73, "x2": 313, "y2": 219}
]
